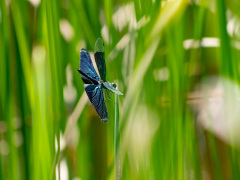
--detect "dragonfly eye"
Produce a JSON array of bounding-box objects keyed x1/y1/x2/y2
[{"x1": 111, "y1": 83, "x2": 117, "y2": 88}]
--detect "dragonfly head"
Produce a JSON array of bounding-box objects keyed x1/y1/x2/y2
[{"x1": 110, "y1": 83, "x2": 117, "y2": 88}]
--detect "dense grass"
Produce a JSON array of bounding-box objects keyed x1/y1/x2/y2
[{"x1": 1, "y1": 0, "x2": 240, "y2": 179}]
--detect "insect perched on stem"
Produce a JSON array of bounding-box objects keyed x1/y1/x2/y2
[{"x1": 78, "y1": 38, "x2": 123, "y2": 123}]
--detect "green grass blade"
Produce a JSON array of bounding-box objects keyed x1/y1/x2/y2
[{"x1": 114, "y1": 94, "x2": 121, "y2": 180}]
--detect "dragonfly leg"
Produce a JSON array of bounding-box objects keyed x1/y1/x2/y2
[{"x1": 105, "y1": 89, "x2": 115, "y2": 102}]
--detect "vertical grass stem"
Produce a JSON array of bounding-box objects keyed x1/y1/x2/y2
[{"x1": 115, "y1": 94, "x2": 121, "y2": 180}]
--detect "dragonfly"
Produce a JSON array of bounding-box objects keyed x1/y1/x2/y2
[{"x1": 78, "y1": 38, "x2": 123, "y2": 123}]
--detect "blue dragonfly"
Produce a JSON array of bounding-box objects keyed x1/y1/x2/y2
[{"x1": 78, "y1": 38, "x2": 123, "y2": 123}]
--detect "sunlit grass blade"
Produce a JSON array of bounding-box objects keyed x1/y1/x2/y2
[
  {"x1": 42, "y1": 0, "x2": 65, "y2": 179},
  {"x1": 32, "y1": 45, "x2": 52, "y2": 180}
]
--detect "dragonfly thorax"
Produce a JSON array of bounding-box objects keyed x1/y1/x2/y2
[{"x1": 101, "y1": 81, "x2": 117, "y2": 88}]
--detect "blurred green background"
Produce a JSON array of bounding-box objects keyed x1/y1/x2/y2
[{"x1": 1, "y1": 0, "x2": 240, "y2": 179}]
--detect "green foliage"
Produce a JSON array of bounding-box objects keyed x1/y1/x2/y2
[{"x1": 1, "y1": 0, "x2": 240, "y2": 179}]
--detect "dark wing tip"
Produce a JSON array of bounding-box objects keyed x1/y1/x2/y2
[
  {"x1": 77, "y1": 69, "x2": 82, "y2": 75},
  {"x1": 96, "y1": 38, "x2": 103, "y2": 44},
  {"x1": 94, "y1": 38, "x2": 104, "y2": 53},
  {"x1": 101, "y1": 118, "x2": 108, "y2": 123}
]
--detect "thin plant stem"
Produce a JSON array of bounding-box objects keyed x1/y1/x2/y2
[{"x1": 114, "y1": 94, "x2": 121, "y2": 180}]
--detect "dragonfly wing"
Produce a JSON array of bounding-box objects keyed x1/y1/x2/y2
[
  {"x1": 81, "y1": 76, "x2": 93, "y2": 84},
  {"x1": 94, "y1": 38, "x2": 106, "y2": 81},
  {"x1": 84, "y1": 84, "x2": 108, "y2": 122},
  {"x1": 79, "y1": 48, "x2": 100, "y2": 83},
  {"x1": 102, "y1": 82, "x2": 123, "y2": 95}
]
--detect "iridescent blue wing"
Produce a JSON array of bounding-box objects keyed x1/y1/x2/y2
[
  {"x1": 84, "y1": 84, "x2": 108, "y2": 122},
  {"x1": 79, "y1": 48, "x2": 100, "y2": 83},
  {"x1": 94, "y1": 38, "x2": 106, "y2": 81},
  {"x1": 102, "y1": 82, "x2": 123, "y2": 95}
]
